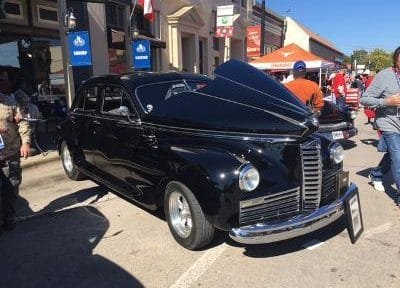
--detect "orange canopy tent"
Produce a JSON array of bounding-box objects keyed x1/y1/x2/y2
[{"x1": 250, "y1": 43, "x2": 334, "y2": 70}]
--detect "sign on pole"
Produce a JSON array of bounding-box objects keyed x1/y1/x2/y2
[
  {"x1": 133, "y1": 40, "x2": 151, "y2": 70},
  {"x1": 247, "y1": 25, "x2": 261, "y2": 59},
  {"x1": 215, "y1": 5, "x2": 234, "y2": 38},
  {"x1": 68, "y1": 31, "x2": 93, "y2": 67}
]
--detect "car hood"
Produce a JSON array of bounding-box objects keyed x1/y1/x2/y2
[{"x1": 145, "y1": 60, "x2": 318, "y2": 139}]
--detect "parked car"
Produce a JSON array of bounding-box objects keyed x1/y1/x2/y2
[
  {"x1": 58, "y1": 60, "x2": 361, "y2": 250},
  {"x1": 318, "y1": 90, "x2": 358, "y2": 141}
]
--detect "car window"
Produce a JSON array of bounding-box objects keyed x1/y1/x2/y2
[
  {"x1": 136, "y1": 80, "x2": 207, "y2": 112},
  {"x1": 101, "y1": 86, "x2": 137, "y2": 117},
  {"x1": 83, "y1": 87, "x2": 98, "y2": 111}
]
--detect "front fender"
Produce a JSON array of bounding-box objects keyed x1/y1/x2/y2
[{"x1": 169, "y1": 146, "x2": 245, "y2": 230}]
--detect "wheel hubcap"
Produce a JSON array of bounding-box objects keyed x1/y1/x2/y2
[
  {"x1": 62, "y1": 145, "x2": 73, "y2": 173},
  {"x1": 169, "y1": 191, "x2": 192, "y2": 238}
]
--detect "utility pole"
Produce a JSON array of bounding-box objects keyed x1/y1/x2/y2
[{"x1": 260, "y1": 0, "x2": 266, "y2": 56}]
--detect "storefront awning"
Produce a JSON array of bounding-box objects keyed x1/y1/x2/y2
[
  {"x1": 135, "y1": 34, "x2": 166, "y2": 49},
  {"x1": 250, "y1": 43, "x2": 334, "y2": 70}
]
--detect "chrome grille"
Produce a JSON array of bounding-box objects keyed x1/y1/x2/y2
[
  {"x1": 301, "y1": 140, "x2": 322, "y2": 211},
  {"x1": 321, "y1": 168, "x2": 340, "y2": 206},
  {"x1": 239, "y1": 187, "x2": 300, "y2": 226}
]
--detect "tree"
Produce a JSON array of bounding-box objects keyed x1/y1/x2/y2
[
  {"x1": 352, "y1": 49, "x2": 369, "y2": 66},
  {"x1": 343, "y1": 55, "x2": 351, "y2": 66},
  {"x1": 369, "y1": 49, "x2": 392, "y2": 71}
]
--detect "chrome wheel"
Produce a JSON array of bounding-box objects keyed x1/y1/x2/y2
[
  {"x1": 62, "y1": 144, "x2": 73, "y2": 173},
  {"x1": 169, "y1": 191, "x2": 193, "y2": 238}
]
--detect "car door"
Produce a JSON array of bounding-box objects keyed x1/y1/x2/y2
[
  {"x1": 94, "y1": 84, "x2": 144, "y2": 198},
  {"x1": 70, "y1": 85, "x2": 100, "y2": 168}
]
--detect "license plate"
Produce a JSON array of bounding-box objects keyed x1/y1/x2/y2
[
  {"x1": 332, "y1": 131, "x2": 344, "y2": 140},
  {"x1": 345, "y1": 190, "x2": 364, "y2": 244}
]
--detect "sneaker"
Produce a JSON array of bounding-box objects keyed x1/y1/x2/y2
[{"x1": 372, "y1": 181, "x2": 385, "y2": 192}]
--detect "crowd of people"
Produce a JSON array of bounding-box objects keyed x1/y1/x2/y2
[{"x1": 270, "y1": 52, "x2": 400, "y2": 206}]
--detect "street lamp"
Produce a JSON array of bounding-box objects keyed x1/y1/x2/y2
[
  {"x1": 133, "y1": 28, "x2": 139, "y2": 39},
  {"x1": 64, "y1": 8, "x2": 77, "y2": 30}
]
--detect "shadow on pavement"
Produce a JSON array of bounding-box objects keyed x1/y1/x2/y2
[
  {"x1": 340, "y1": 139, "x2": 357, "y2": 150},
  {"x1": 356, "y1": 167, "x2": 372, "y2": 179},
  {"x1": 15, "y1": 186, "x2": 109, "y2": 218},
  {"x1": 0, "y1": 206, "x2": 144, "y2": 288},
  {"x1": 225, "y1": 217, "x2": 348, "y2": 258},
  {"x1": 360, "y1": 138, "x2": 378, "y2": 147},
  {"x1": 356, "y1": 167, "x2": 399, "y2": 205}
]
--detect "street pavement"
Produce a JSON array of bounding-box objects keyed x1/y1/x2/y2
[{"x1": 0, "y1": 112, "x2": 399, "y2": 288}]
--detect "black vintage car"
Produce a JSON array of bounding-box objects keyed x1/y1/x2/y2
[
  {"x1": 318, "y1": 97, "x2": 358, "y2": 141},
  {"x1": 58, "y1": 60, "x2": 361, "y2": 250}
]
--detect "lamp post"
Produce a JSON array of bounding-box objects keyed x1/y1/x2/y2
[{"x1": 260, "y1": 0, "x2": 266, "y2": 56}]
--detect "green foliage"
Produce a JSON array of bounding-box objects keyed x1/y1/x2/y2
[
  {"x1": 343, "y1": 55, "x2": 351, "y2": 65},
  {"x1": 352, "y1": 49, "x2": 369, "y2": 66},
  {"x1": 348, "y1": 49, "x2": 393, "y2": 71},
  {"x1": 369, "y1": 49, "x2": 392, "y2": 71}
]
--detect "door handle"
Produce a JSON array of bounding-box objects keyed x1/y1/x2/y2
[{"x1": 92, "y1": 120, "x2": 101, "y2": 125}]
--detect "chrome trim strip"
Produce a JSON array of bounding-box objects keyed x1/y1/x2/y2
[
  {"x1": 70, "y1": 112, "x2": 300, "y2": 143},
  {"x1": 229, "y1": 183, "x2": 357, "y2": 244},
  {"x1": 301, "y1": 139, "x2": 322, "y2": 211}
]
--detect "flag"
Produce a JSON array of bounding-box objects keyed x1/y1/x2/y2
[{"x1": 138, "y1": 0, "x2": 153, "y2": 22}]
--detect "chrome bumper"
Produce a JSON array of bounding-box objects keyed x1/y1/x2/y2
[{"x1": 229, "y1": 183, "x2": 357, "y2": 244}]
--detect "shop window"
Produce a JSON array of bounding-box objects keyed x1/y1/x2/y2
[
  {"x1": 133, "y1": 7, "x2": 153, "y2": 37},
  {"x1": 0, "y1": 41, "x2": 20, "y2": 68},
  {"x1": 109, "y1": 48, "x2": 127, "y2": 74},
  {"x1": 4, "y1": 0, "x2": 23, "y2": 19},
  {"x1": 37, "y1": 5, "x2": 58, "y2": 24},
  {"x1": 106, "y1": 3, "x2": 125, "y2": 30},
  {"x1": 213, "y1": 38, "x2": 220, "y2": 51}
]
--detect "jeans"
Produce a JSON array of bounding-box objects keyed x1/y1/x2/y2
[
  {"x1": 370, "y1": 153, "x2": 391, "y2": 182},
  {"x1": 382, "y1": 132, "x2": 400, "y2": 193},
  {"x1": 1, "y1": 154, "x2": 21, "y2": 196},
  {"x1": 0, "y1": 164, "x2": 16, "y2": 226}
]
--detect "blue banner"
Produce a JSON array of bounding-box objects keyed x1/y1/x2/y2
[
  {"x1": 68, "y1": 31, "x2": 92, "y2": 67},
  {"x1": 133, "y1": 40, "x2": 151, "y2": 70}
]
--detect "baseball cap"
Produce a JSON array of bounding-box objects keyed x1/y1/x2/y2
[{"x1": 293, "y1": 60, "x2": 306, "y2": 72}]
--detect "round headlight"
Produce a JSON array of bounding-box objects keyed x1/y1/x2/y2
[
  {"x1": 239, "y1": 164, "x2": 260, "y2": 192},
  {"x1": 330, "y1": 143, "x2": 344, "y2": 164},
  {"x1": 350, "y1": 110, "x2": 358, "y2": 120}
]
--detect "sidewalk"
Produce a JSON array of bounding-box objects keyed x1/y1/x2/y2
[
  {"x1": 21, "y1": 130, "x2": 59, "y2": 170},
  {"x1": 21, "y1": 151, "x2": 59, "y2": 170}
]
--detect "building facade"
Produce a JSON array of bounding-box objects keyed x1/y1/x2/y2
[
  {"x1": 0, "y1": 0, "x2": 252, "y2": 106},
  {"x1": 251, "y1": 1, "x2": 284, "y2": 56},
  {"x1": 0, "y1": 0, "x2": 63, "y2": 98},
  {"x1": 155, "y1": 0, "x2": 251, "y2": 76},
  {"x1": 284, "y1": 17, "x2": 344, "y2": 65}
]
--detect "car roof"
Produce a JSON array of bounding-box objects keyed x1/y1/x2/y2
[{"x1": 82, "y1": 72, "x2": 210, "y2": 88}]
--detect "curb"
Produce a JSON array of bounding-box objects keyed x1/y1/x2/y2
[{"x1": 21, "y1": 151, "x2": 60, "y2": 170}]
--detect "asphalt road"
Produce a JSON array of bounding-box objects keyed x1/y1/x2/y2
[{"x1": 0, "y1": 113, "x2": 399, "y2": 288}]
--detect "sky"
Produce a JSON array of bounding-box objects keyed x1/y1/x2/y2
[{"x1": 260, "y1": 0, "x2": 399, "y2": 56}]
